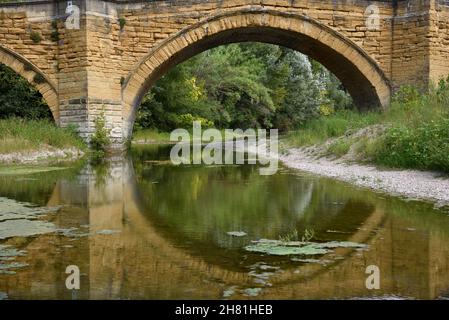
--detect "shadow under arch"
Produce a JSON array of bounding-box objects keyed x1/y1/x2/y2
[
  {"x1": 122, "y1": 8, "x2": 392, "y2": 138},
  {"x1": 0, "y1": 44, "x2": 59, "y2": 123}
]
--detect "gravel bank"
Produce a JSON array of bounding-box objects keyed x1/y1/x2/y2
[
  {"x1": 280, "y1": 148, "x2": 449, "y2": 208},
  {"x1": 0, "y1": 147, "x2": 84, "y2": 164}
]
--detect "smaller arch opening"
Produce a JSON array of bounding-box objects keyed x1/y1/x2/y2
[
  {"x1": 0, "y1": 63, "x2": 53, "y2": 121},
  {"x1": 0, "y1": 45, "x2": 59, "y2": 123}
]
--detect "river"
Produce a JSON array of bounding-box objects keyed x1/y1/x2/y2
[{"x1": 0, "y1": 144, "x2": 449, "y2": 300}]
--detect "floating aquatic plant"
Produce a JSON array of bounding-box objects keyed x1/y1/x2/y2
[
  {"x1": 0, "y1": 197, "x2": 60, "y2": 239},
  {"x1": 245, "y1": 239, "x2": 367, "y2": 256},
  {"x1": 227, "y1": 231, "x2": 247, "y2": 237}
]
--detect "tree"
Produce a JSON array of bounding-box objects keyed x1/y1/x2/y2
[{"x1": 135, "y1": 43, "x2": 352, "y2": 132}]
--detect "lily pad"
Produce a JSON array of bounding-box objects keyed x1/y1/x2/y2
[
  {"x1": 291, "y1": 258, "x2": 332, "y2": 265},
  {"x1": 0, "y1": 245, "x2": 27, "y2": 258},
  {"x1": 313, "y1": 241, "x2": 368, "y2": 249},
  {"x1": 0, "y1": 261, "x2": 29, "y2": 275},
  {"x1": 227, "y1": 231, "x2": 247, "y2": 237},
  {"x1": 222, "y1": 286, "x2": 237, "y2": 298},
  {"x1": 243, "y1": 288, "x2": 262, "y2": 297},
  {"x1": 0, "y1": 198, "x2": 61, "y2": 239},
  {"x1": 0, "y1": 219, "x2": 56, "y2": 240},
  {"x1": 0, "y1": 262, "x2": 28, "y2": 270},
  {"x1": 245, "y1": 239, "x2": 367, "y2": 256},
  {"x1": 96, "y1": 229, "x2": 121, "y2": 235},
  {"x1": 245, "y1": 242, "x2": 328, "y2": 256},
  {"x1": 0, "y1": 197, "x2": 59, "y2": 222}
]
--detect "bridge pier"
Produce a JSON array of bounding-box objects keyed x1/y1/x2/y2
[{"x1": 1, "y1": 0, "x2": 449, "y2": 149}]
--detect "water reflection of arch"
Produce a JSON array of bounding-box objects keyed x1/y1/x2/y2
[{"x1": 79, "y1": 157, "x2": 388, "y2": 299}]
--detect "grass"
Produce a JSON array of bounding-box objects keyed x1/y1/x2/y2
[
  {"x1": 0, "y1": 118, "x2": 86, "y2": 154},
  {"x1": 133, "y1": 129, "x2": 172, "y2": 143},
  {"x1": 327, "y1": 138, "x2": 354, "y2": 157},
  {"x1": 283, "y1": 82, "x2": 449, "y2": 173},
  {"x1": 282, "y1": 109, "x2": 382, "y2": 147}
]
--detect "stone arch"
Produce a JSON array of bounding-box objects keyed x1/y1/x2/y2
[
  {"x1": 122, "y1": 8, "x2": 391, "y2": 137},
  {"x1": 0, "y1": 44, "x2": 59, "y2": 123}
]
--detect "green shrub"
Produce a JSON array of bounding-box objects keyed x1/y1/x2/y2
[
  {"x1": 30, "y1": 31, "x2": 42, "y2": 44},
  {"x1": 375, "y1": 118, "x2": 449, "y2": 172},
  {"x1": 33, "y1": 73, "x2": 45, "y2": 84},
  {"x1": 90, "y1": 112, "x2": 111, "y2": 159},
  {"x1": 51, "y1": 20, "x2": 58, "y2": 29},
  {"x1": 50, "y1": 30, "x2": 60, "y2": 42},
  {"x1": 118, "y1": 17, "x2": 126, "y2": 30},
  {"x1": 178, "y1": 113, "x2": 214, "y2": 129}
]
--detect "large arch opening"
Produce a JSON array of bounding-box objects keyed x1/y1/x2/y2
[{"x1": 122, "y1": 9, "x2": 391, "y2": 138}]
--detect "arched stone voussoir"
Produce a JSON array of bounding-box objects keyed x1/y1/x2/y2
[
  {"x1": 0, "y1": 44, "x2": 59, "y2": 122},
  {"x1": 122, "y1": 8, "x2": 392, "y2": 136}
]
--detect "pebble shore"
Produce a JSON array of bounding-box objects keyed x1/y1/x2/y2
[{"x1": 281, "y1": 148, "x2": 449, "y2": 208}]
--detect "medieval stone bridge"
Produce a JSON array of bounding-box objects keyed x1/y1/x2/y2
[{"x1": 0, "y1": 0, "x2": 449, "y2": 147}]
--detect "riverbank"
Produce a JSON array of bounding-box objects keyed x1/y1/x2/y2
[
  {"x1": 0, "y1": 119, "x2": 86, "y2": 165},
  {"x1": 279, "y1": 147, "x2": 449, "y2": 208},
  {"x1": 283, "y1": 83, "x2": 449, "y2": 174}
]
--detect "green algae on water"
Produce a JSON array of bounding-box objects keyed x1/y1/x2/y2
[{"x1": 0, "y1": 166, "x2": 68, "y2": 176}]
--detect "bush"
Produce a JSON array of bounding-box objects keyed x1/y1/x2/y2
[
  {"x1": 90, "y1": 112, "x2": 111, "y2": 159},
  {"x1": 178, "y1": 113, "x2": 214, "y2": 129},
  {"x1": 30, "y1": 31, "x2": 42, "y2": 43},
  {"x1": 375, "y1": 118, "x2": 449, "y2": 172},
  {"x1": 118, "y1": 17, "x2": 126, "y2": 30}
]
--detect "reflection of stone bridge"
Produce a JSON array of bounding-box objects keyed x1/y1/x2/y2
[
  {"x1": 4, "y1": 158, "x2": 440, "y2": 299},
  {"x1": 1, "y1": 1, "x2": 449, "y2": 146}
]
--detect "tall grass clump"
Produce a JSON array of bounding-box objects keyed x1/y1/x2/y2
[
  {"x1": 0, "y1": 118, "x2": 86, "y2": 154},
  {"x1": 283, "y1": 109, "x2": 382, "y2": 146}
]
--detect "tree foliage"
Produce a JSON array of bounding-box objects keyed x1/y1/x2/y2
[
  {"x1": 136, "y1": 43, "x2": 352, "y2": 132},
  {"x1": 0, "y1": 64, "x2": 52, "y2": 120}
]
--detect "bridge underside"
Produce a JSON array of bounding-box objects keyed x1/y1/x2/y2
[{"x1": 0, "y1": 0, "x2": 449, "y2": 147}]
